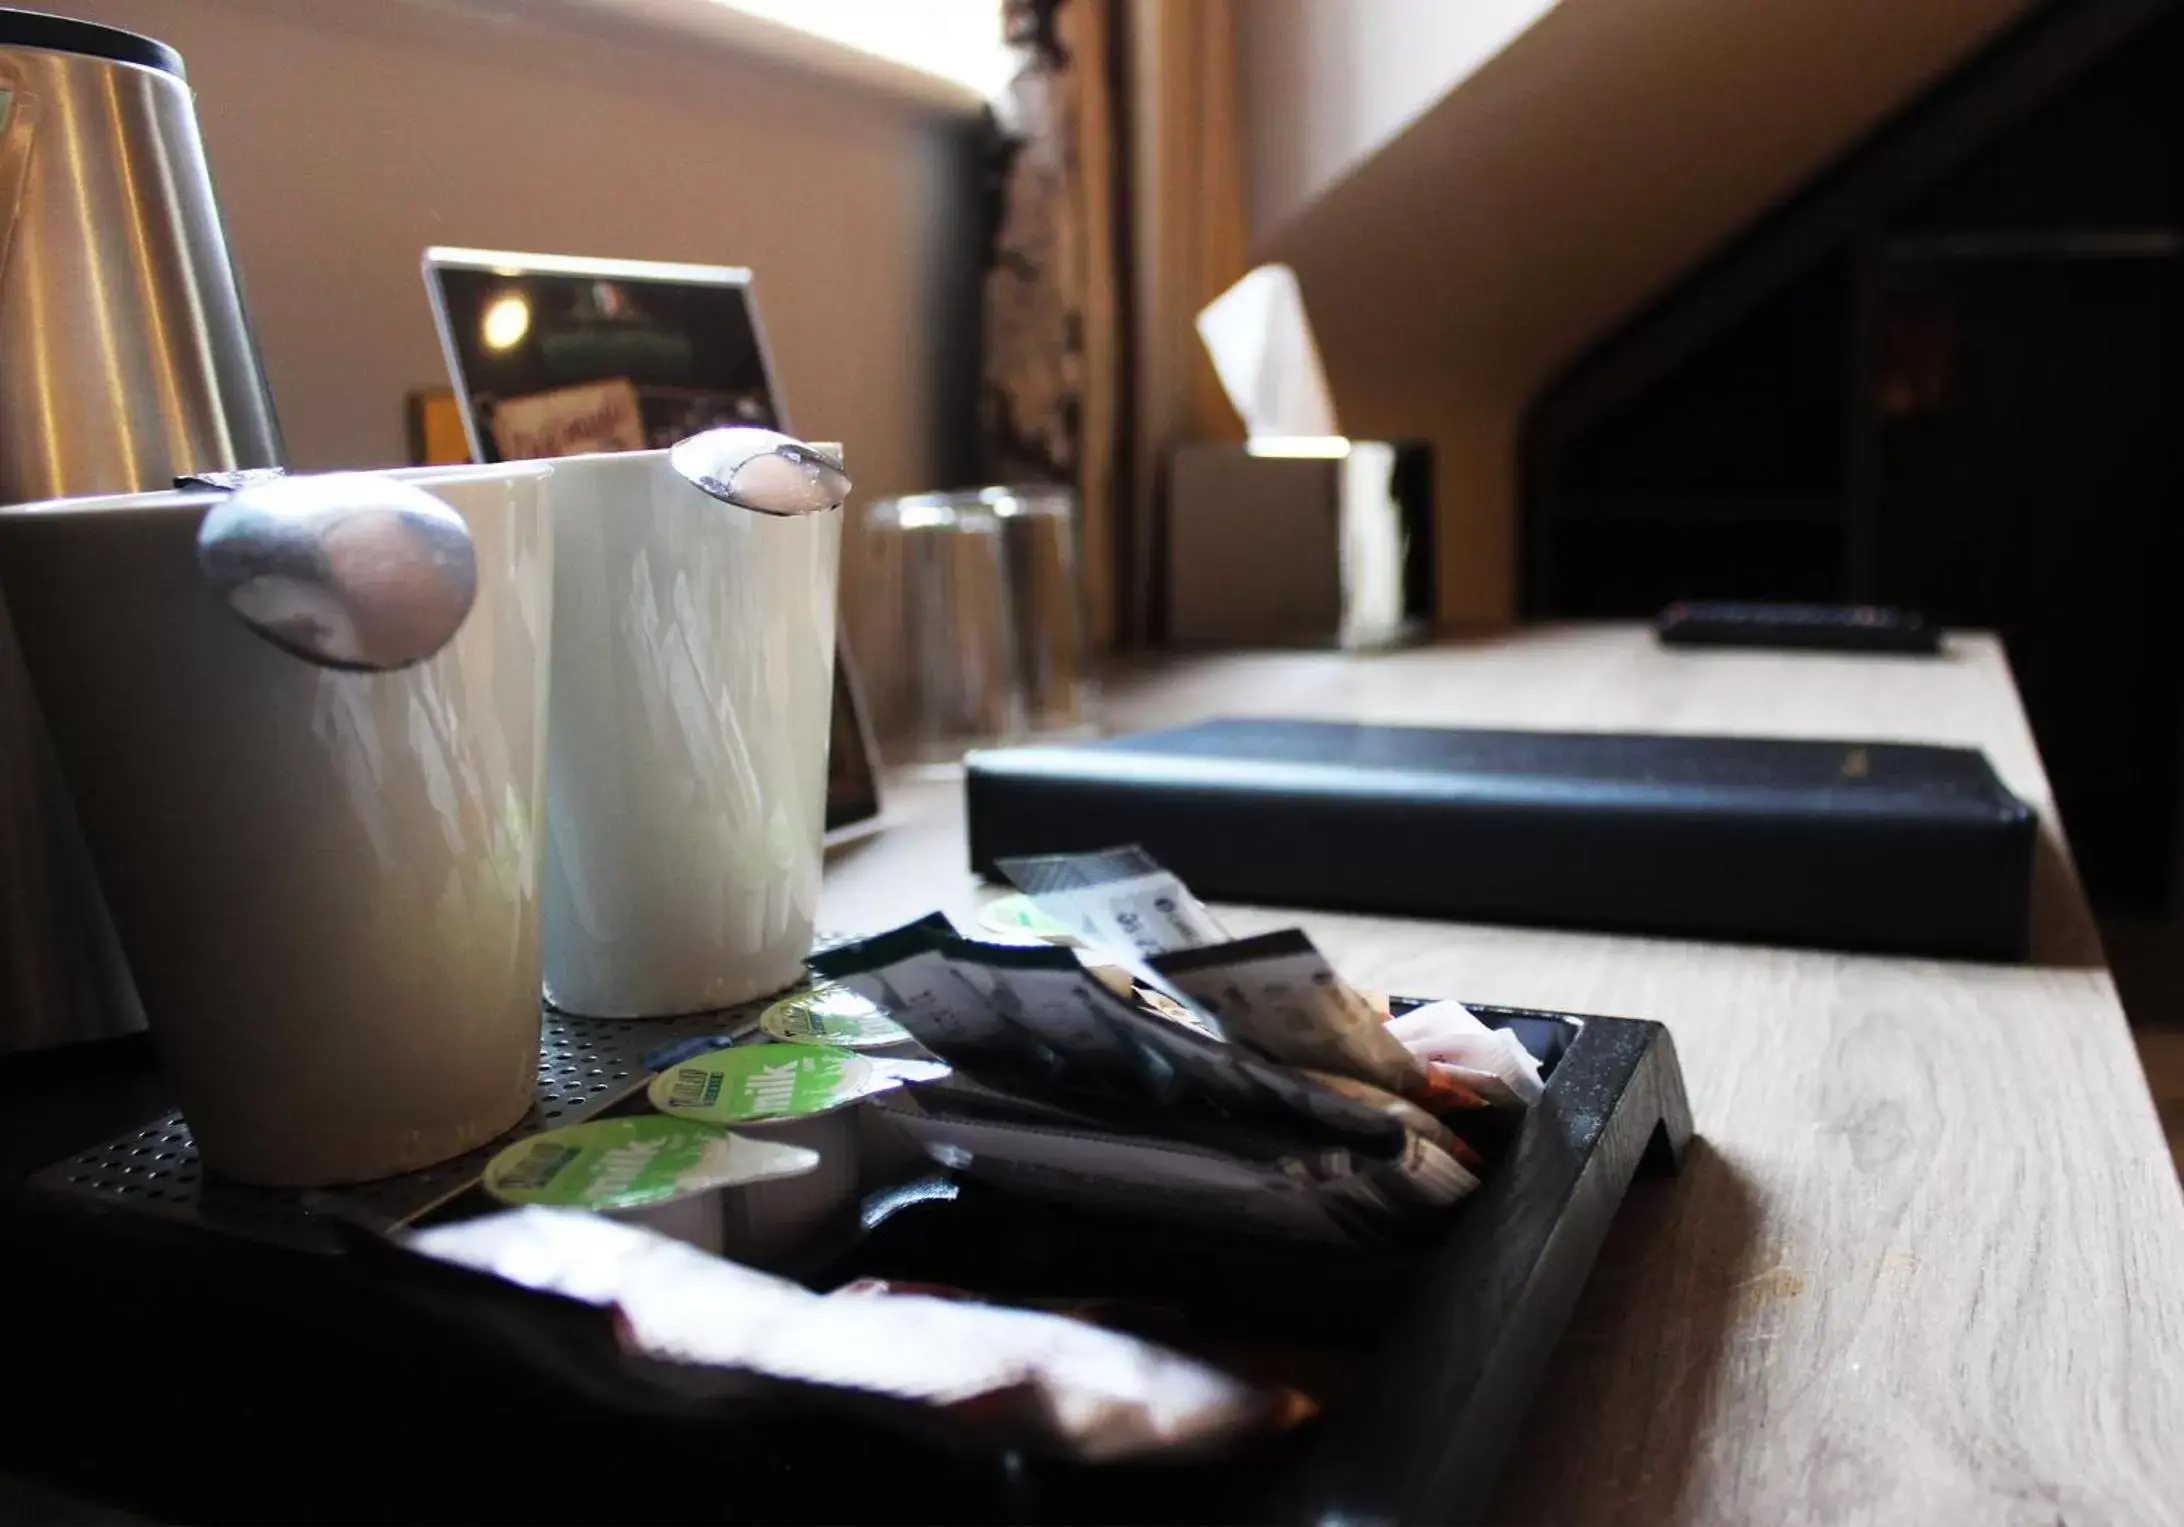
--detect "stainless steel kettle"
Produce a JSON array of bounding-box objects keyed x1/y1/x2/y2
[{"x1": 0, "y1": 8, "x2": 283, "y2": 1050}]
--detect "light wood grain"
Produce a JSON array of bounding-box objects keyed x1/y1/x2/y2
[{"x1": 818, "y1": 624, "x2": 2184, "y2": 1526}]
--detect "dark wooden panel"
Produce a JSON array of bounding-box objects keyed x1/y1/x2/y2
[{"x1": 1873, "y1": 255, "x2": 2183, "y2": 906}]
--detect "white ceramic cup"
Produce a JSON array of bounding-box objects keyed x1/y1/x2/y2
[
  {"x1": 0, "y1": 463, "x2": 554, "y2": 1186},
  {"x1": 538, "y1": 447, "x2": 842, "y2": 1017}
]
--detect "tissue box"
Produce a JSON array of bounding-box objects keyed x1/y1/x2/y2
[{"x1": 1166, "y1": 439, "x2": 1433, "y2": 648}]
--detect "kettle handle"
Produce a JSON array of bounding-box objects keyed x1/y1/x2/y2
[{"x1": 0, "y1": 85, "x2": 35, "y2": 287}]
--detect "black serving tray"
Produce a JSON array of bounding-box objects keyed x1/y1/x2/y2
[{"x1": 1, "y1": 1004, "x2": 1688, "y2": 1526}]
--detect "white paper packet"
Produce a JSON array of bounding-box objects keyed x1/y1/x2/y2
[
  {"x1": 410, "y1": 1206, "x2": 1287, "y2": 1461},
  {"x1": 1382, "y1": 1000, "x2": 1546, "y2": 1110},
  {"x1": 993, "y1": 845, "x2": 1230, "y2": 958}
]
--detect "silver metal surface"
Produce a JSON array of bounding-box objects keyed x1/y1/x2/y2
[
  {"x1": 861, "y1": 490, "x2": 1022, "y2": 761},
  {"x1": 0, "y1": 33, "x2": 282, "y2": 1051},
  {"x1": 989, "y1": 486, "x2": 1098, "y2": 737},
  {"x1": 198, "y1": 473, "x2": 480, "y2": 671},
  {"x1": 0, "y1": 45, "x2": 281, "y2": 502},
  {"x1": 31, "y1": 935, "x2": 854, "y2": 1249},
  {"x1": 33, "y1": 998, "x2": 778, "y2": 1252},
  {"x1": 668, "y1": 428, "x2": 851, "y2": 517}
]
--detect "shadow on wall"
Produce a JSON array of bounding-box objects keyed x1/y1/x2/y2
[{"x1": 1239, "y1": 0, "x2": 2033, "y2": 625}]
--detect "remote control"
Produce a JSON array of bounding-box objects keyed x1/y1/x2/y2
[{"x1": 1655, "y1": 601, "x2": 1940, "y2": 654}]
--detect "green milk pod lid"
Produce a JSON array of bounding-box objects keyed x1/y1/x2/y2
[
  {"x1": 759, "y1": 982, "x2": 914, "y2": 1049},
  {"x1": 648, "y1": 1043, "x2": 904, "y2": 1124},
  {"x1": 480, "y1": 1114, "x2": 818, "y2": 1210}
]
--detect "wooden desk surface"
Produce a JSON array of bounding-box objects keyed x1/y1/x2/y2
[{"x1": 820, "y1": 624, "x2": 2184, "y2": 1525}]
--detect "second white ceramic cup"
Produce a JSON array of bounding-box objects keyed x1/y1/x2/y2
[{"x1": 540, "y1": 448, "x2": 842, "y2": 1017}]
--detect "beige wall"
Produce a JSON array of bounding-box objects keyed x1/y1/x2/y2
[
  {"x1": 56, "y1": 0, "x2": 978, "y2": 505},
  {"x1": 1241, "y1": 0, "x2": 2033, "y2": 625}
]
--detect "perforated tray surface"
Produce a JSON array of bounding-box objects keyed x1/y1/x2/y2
[{"x1": 28, "y1": 945, "x2": 850, "y2": 1251}]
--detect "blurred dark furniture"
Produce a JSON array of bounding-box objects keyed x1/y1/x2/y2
[{"x1": 1522, "y1": 0, "x2": 2184, "y2": 913}]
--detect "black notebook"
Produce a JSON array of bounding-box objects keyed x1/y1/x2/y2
[{"x1": 964, "y1": 719, "x2": 2037, "y2": 960}]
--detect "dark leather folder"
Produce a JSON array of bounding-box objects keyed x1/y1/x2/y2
[{"x1": 964, "y1": 718, "x2": 2037, "y2": 960}]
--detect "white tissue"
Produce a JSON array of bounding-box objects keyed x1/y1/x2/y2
[
  {"x1": 1384, "y1": 1000, "x2": 1546, "y2": 1110},
  {"x1": 1195, "y1": 263, "x2": 1339, "y2": 440}
]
